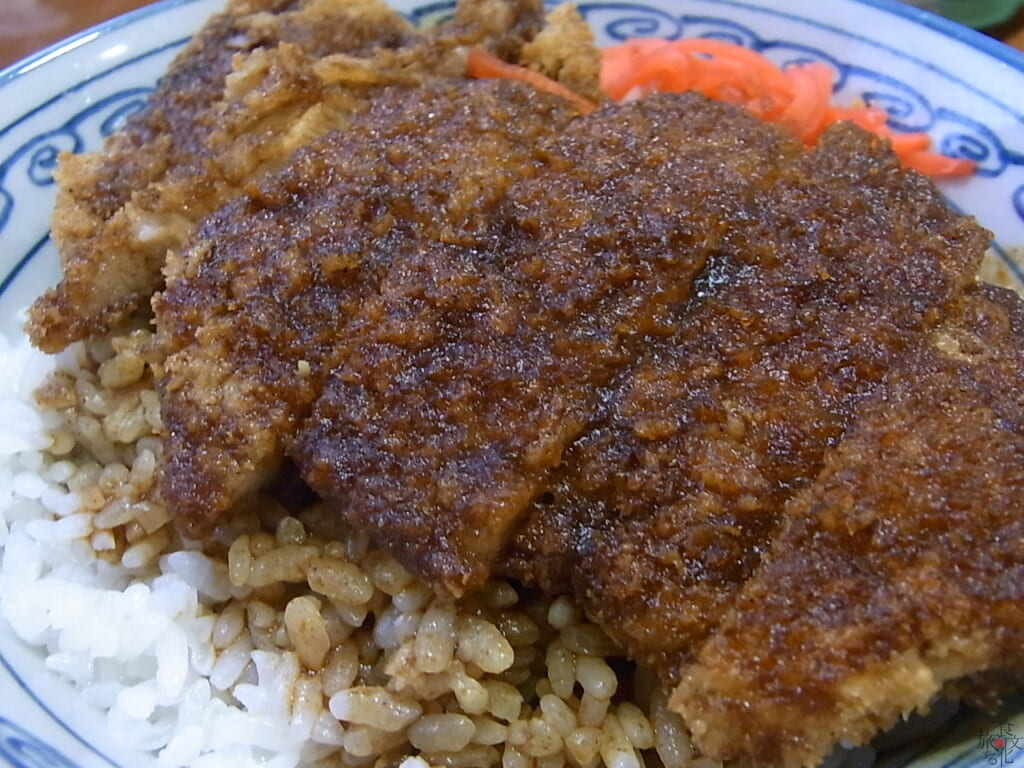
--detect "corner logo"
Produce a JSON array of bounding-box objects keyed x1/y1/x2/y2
[{"x1": 979, "y1": 720, "x2": 1023, "y2": 765}]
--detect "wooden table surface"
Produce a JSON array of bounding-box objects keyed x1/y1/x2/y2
[
  {"x1": 2, "y1": 0, "x2": 154, "y2": 68},
  {"x1": 1, "y1": 0, "x2": 1023, "y2": 69}
]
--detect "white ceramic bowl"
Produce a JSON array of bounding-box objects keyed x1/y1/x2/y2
[{"x1": 1, "y1": 1, "x2": 1023, "y2": 766}]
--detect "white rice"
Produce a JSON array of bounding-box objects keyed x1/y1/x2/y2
[{"x1": 0, "y1": 339, "x2": 310, "y2": 767}]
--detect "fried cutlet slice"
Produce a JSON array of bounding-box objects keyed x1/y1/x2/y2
[
  {"x1": 672, "y1": 284, "x2": 1024, "y2": 768},
  {"x1": 155, "y1": 80, "x2": 582, "y2": 542},
  {"x1": 27, "y1": 0, "x2": 417, "y2": 352},
  {"x1": 293, "y1": 93, "x2": 801, "y2": 595},
  {"x1": 28, "y1": 0, "x2": 562, "y2": 353},
  {"x1": 500, "y1": 123, "x2": 989, "y2": 673}
]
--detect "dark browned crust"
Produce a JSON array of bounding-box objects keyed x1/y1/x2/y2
[
  {"x1": 500, "y1": 124, "x2": 989, "y2": 675},
  {"x1": 28, "y1": 0, "x2": 333, "y2": 350},
  {"x1": 26, "y1": 0, "x2": 462, "y2": 352},
  {"x1": 28, "y1": 0, "x2": 588, "y2": 355},
  {"x1": 673, "y1": 284, "x2": 1024, "y2": 768},
  {"x1": 295, "y1": 93, "x2": 802, "y2": 595},
  {"x1": 156, "y1": 80, "x2": 581, "y2": 552}
]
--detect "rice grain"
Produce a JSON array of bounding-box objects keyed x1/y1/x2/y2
[
  {"x1": 306, "y1": 555, "x2": 374, "y2": 605},
  {"x1": 539, "y1": 694, "x2": 576, "y2": 738},
  {"x1": 518, "y1": 718, "x2": 563, "y2": 758},
  {"x1": 285, "y1": 595, "x2": 332, "y2": 669},
  {"x1": 409, "y1": 712, "x2": 476, "y2": 752},
  {"x1": 578, "y1": 694, "x2": 611, "y2": 729},
  {"x1": 472, "y1": 715, "x2": 509, "y2": 745},
  {"x1": 575, "y1": 657, "x2": 617, "y2": 700},
  {"x1": 457, "y1": 615, "x2": 515, "y2": 674},
  {"x1": 599, "y1": 714, "x2": 641, "y2": 768},
  {"x1": 247, "y1": 544, "x2": 319, "y2": 588},
  {"x1": 415, "y1": 600, "x2": 457, "y2": 673},
  {"x1": 329, "y1": 686, "x2": 423, "y2": 731},
  {"x1": 565, "y1": 726, "x2": 602, "y2": 767},
  {"x1": 546, "y1": 642, "x2": 576, "y2": 700},
  {"x1": 615, "y1": 703, "x2": 654, "y2": 750},
  {"x1": 228, "y1": 534, "x2": 253, "y2": 587}
]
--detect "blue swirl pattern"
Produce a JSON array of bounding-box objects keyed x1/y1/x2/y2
[
  {"x1": 0, "y1": 3, "x2": 1023, "y2": 239},
  {"x1": 0, "y1": 89, "x2": 150, "y2": 236},
  {"x1": 0, "y1": 719, "x2": 78, "y2": 768},
  {"x1": 570, "y1": 3, "x2": 1024, "y2": 220}
]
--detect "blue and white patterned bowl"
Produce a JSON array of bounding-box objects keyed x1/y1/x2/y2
[{"x1": 1, "y1": 1, "x2": 1023, "y2": 767}]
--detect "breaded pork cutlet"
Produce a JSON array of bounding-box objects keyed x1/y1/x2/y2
[
  {"x1": 294, "y1": 93, "x2": 801, "y2": 595},
  {"x1": 673, "y1": 284, "x2": 1024, "y2": 768},
  {"x1": 156, "y1": 80, "x2": 582, "y2": 544},
  {"x1": 27, "y1": 0, "x2": 555, "y2": 353},
  {"x1": 500, "y1": 123, "x2": 988, "y2": 675},
  {"x1": 158, "y1": 91, "x2": 797, "y2": 591},
  {"x1": 27, "y1": 0, "x2": 414, "y2": 352}
]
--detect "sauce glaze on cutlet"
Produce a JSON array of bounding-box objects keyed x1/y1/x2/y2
[
  {"x1": 28, "y1": 0, "x2": 420, "y2": 352},
  {"x1": 674, "y1": 284, "x2": 1024, "y2": 768},
  {"x1": 156, "y1": 80, "x2": 581, "y2": 550},
  {"x1": 28, "y1": 0, "x2": 557, "y2": 353},
  {"x1": 296, "y1": 92, "x2": 802, "y2": 594},
  {"x1": 501, "y1": 123, "x2": 989, "y2": 678}
]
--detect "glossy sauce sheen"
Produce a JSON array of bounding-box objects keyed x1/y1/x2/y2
[
  {"x1": 27, "y1": 0, "x2": 418, "y2": 351},
  {"x1": 297, "y1": 90, "x2": 800, "y2": 594},
  {"x1": 160, "y1": 86, "x2": 800, "y2": 595},
  {"x1": 502, "y1": 123, "x2": 988, "y2": 675},
  {"x1": 158, "y1": 80, "x2": 579, "y2": 557},
  {"x1": 674, "y1": 284, "x2": 1024, "y2": 768}
]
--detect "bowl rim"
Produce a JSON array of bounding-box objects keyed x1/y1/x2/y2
[
  {"x1": 3, "y1": 0, "x2": 1024, "y2": 88},
  {"x1": 0, "y1": 0, "x2": 209, "y2": 87}
]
